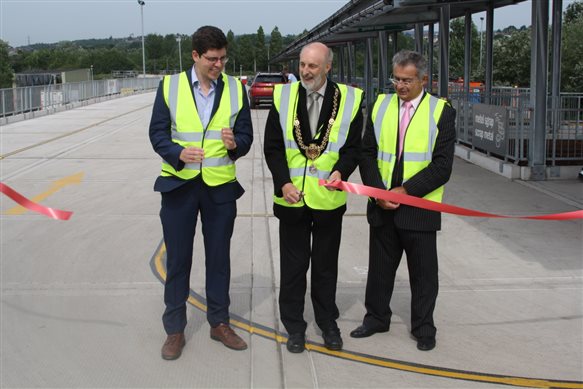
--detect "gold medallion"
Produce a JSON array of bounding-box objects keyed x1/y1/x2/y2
[
  {"x1": 292, "y1": 87, "x2": 339, "y2": 163},
  {"x1": 306, "y1": 144, "x2": 321, "y2": 160}
]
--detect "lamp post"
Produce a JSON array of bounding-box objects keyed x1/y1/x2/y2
[
  {"x1": 90, "y1": 65, "x2": 94, "y2": 98},
  {"x1": 479, "y1": 16, "x2": 484, "y2": 69},
  {"x1": 177, "y1": 34, "x2": 183, "y2": 72},
  {"x1": 138, "y1": 0, "x2": 146, "y2": 89}
]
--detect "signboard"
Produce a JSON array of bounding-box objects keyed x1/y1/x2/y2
[{"x1": 472, "y1": 103, "x2": 507, "y2": 155}]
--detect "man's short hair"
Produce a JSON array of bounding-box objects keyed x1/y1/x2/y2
[
  {"x1": 392, "y1": 50, "x2": 427, "y2": 79},
  {"x1": 191, "y1": 26, "x2": 228, "y2": 54}
]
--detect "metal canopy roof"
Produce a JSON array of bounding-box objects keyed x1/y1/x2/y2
[{"x1": 271, "y1": 0, "x2": 527, "y2": 62}]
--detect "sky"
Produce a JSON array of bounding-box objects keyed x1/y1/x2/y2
[{"x1": 0, "y1": 0, "x2": 578, "y2": 48}]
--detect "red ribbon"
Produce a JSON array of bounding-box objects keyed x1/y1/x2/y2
[
  {"x1": 1, "y1": 182, "x2": 73, "y2": 221},
  {"x1": 319, "y1": 179, "x2": 583, "y2": 221}
]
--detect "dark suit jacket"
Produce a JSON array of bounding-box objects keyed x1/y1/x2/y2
[
  {"x1": 359, "y1": 92, "x2": 456, "y2": 231},
  {"x1": 149, "y1": 68, "x2": 253, "y2": 203},
  {"x1": 264, "y1": 80, "x2": 363, "y2": 221}
]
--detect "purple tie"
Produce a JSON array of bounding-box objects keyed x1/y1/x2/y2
[{"x1": 399, "y1": 101, "x2": 412, "y2": 159}]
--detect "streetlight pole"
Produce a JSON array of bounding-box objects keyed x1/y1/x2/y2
[
  {"x1": 90, "y1": 65, "x2": 94, "y2": 98},
  {"x1": 177, "y1": 34, "x2": 183, "y2": 72},
  {"x1": 138, "y1": 0, "x2": 146, "y2": 89},
  {"x1": 479, "y1": 16, "x2": 484, "y2": 69}
]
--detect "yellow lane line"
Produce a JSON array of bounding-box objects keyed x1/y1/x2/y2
[
  {"x1": 153, "y1": 243, "x2": 582, "y2": 389},
  {"x1": 4, "y1": 172, "x2": 84, "y2": 215}
]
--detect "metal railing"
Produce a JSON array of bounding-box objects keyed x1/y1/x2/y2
[
  {"x1": 450, "y1": 87, "x2": 583, "y2": 166},
  {"x1": 0, "y1": 77, "x2": 161, "y2": 119}
]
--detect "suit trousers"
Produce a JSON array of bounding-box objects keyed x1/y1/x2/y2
[
  {"x1": 160, "y1": 178, "x2": 236, "y2": 334},
  {"x1": 364, "y1": 222, "x2": 438, "y2": 338},
  {"x1": 278, "y1": 207, "x2": 343, "y2": 334}
]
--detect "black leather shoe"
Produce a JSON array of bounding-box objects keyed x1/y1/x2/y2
[
  {"x1": 322, "y1": 328, "x2": 343, "y2": 351},
  {"x1": 350, "y1": 325, "x2": 389, "y2": 338},
  {"x1": 286, "y1": 333, "x2": 305, "y2": 353},
  {"x1": 416, "y1": 336, "x2": 436, "y2": 351}
]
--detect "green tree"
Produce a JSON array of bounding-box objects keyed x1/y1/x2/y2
[
  {"x1": 178, "y1": 34, "x2": 191, "y2": 71},
  {"x1": 226, "y1": 30, "x2": 238, "y2": 74},
  {"x1": 0, "y1": 40, "x2": 14, "y2": 87},
  {"x1": 564, "y1": 0, "x2": 583, "y2": 24},
  {"x1": 237, "y1": 34, "x2": 255, "y2": 74},
  {"x1": 255, "y1": 26, "x2": 267, "y2": 71},
  {"x1": 492, "y1": 28, "x2": 531, "y2": 86},
  {"x1": 283, "y1": 34, "x2": 299, "y2": 47},
  {"x1": 145, "y1": 34, "x2": 165, "y2": 62},
  {"x1": 449, "y1": 17, "x2": 480, "y2": 79},
  {"x1": 269, "y1": 26, "x2": 283, "y2": 63},
  {"x1": 562, "y1": 3, "x2": 583, "y2": 91},
  {"x1": 23, "y1": 49, "x2": 52, "y2": 70}
]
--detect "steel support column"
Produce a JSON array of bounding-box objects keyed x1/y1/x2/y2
[
  {"x1": 463, "y1": 11, "x2": 472, "y2": 98},
  {"x1": 551, "y1": 0, "x2": 563, "y2": 167},
  {"x1": 529, "y1": 0, "x2": 549, "y2": 179},
  {"x1": 428, "y1": 23, "x2": 434, "y2": 94},
  {"x1": 438, "y1": 5, "x2": 450, "y2": 98},
  {"x1": 347, "y1": 42, "x2": 354, "y2": 84},
  {"x1": 338, "y1": 46, "x2": 345, "y2": 83},
  {"x1": 378, "y1": 31, "x2": 388, "y2": 93},
  {"x1": 464, "y1": 11, "x2": 472, "y2": 140},
  {"x1": 392, "y1": 31, "x2": 398, "y2": 56},
  {"x1": 485, "y1": 4, "x2": 494, "y2": 103},
  {"x1": 415, "y1": 23, "x2": 424, "y2": 53},
  {"x1": 365, "y1": 38, "x2": 374, "y2": 110}
]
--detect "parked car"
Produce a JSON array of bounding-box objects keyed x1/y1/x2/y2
[{"x1": 248, "y1": 72, "x2": 287, "y2": 108}]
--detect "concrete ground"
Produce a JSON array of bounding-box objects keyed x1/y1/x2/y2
[{"x1": 1, "y1": 93, "x2": 582, "y2": 388}]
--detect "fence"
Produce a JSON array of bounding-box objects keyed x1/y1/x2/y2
[
  {"x1": 450, "y1": 87, "x2": 583, "y2": 166},
  {"x1": 0, "y1": 77, "x2": 161, "y2": 119}
]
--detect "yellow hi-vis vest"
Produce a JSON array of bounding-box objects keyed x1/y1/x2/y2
[
  {"x1": 371, "y1": 93, "x2": 447, "y2": 202},
  {"x1": 272, "y1": 82, "x2": 363, "y2": 210},
  {"x1": 160, "y1": 72, "x2": 243, "y2": 186}
]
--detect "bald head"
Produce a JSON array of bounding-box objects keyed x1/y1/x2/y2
[
  {"x1": 299, "y1": 42, "x2": 333, "y2": 92},
  {"x1": 300, "y1": 42, "x2": 333, "y2": 65}
]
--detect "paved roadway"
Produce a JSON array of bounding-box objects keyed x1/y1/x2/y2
[{"x1": 1, "y1": 93, "x2": 582, "y2": 388}]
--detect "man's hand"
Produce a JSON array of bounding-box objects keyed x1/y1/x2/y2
[
  {"x1": 179, "y1": 147, "x2": 204, "y2": 163},
  {"x1": 376, "y1": 186, "x2": 407, "y2": 210},
  {"x1": 221, "y1": 128, "x2": 237, "y2": 150},
  {"x1": 282, "y1": 183, "x2": 303, "y2": 204},
  {"x1": 323, "y1": 170, "x2": 342, "y2": 191}
]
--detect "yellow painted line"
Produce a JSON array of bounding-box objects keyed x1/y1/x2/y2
[
  {"x1": 4, "y1": 172, "x2": 84, "y2": 215},
  {"x1": 153, "y1": 243, "x2": 583, "y2": 389}
]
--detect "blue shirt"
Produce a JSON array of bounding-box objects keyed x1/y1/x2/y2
[{"x1": 191, "y1": 67, "x2": 217, "y2": 129}]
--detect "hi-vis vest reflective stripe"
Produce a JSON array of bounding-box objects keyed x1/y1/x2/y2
[
  {"x1": 371, "y1": 93, "x2": 447, "y2": 202},
  {"x1": 160, "y1": 72, "x2": 243, "y2": 186},
  {"x1": 272, "y1": 82, "x2": 363, "y2": 210}
]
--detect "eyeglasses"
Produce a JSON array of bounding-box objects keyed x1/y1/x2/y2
[
  {"x1": 389, "y1": 77, "x2": 418, "y2": 87},
  {"x1": 202, "y1": 54, "x2": 229, "y2": 64}
]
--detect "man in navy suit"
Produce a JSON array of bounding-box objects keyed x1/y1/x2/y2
[
  {"x1": 351, "y1": 50, "x2": 456, "y2": 351},
  {"x1": 149, "y1": 25, "x2": 253, "y2": 360}
]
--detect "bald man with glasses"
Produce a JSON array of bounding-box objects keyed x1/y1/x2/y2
[{"x1": 351, "y1": 50, "x2": 456, "y2": 352}]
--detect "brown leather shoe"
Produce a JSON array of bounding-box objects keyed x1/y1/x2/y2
[
  {"x1": 161, "y1": 333, "x2": 185, "y2": 360},
  {"x1": 210, "y1": 323, "x2": 247, "y2": 350}
]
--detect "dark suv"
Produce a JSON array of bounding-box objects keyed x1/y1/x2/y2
[{"x1": 248, "y1": 72, "x2": 287, "y2": 108}]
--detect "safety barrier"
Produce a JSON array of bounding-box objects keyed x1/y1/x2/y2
[
  {"x1": 450, "y1": 87, "x2": 583, "y2": 166},
  {"x1": 0, "y1": 77, "x2": 161, "y2": 121}
]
